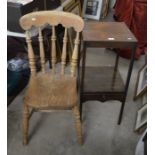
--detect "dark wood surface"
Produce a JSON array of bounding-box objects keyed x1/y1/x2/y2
[
  {"x1": 83, "y1": 22, "x2": 137, "y2": 48},
  {"x1": 83, "y1": 22, "x2": 137, "y2": 42},
  {"x1": 80, "y1": 21, "x2": 137, "y2": 124},
  {"x1": 83, "y1": 66, "x2": 124, "y2": 93}
]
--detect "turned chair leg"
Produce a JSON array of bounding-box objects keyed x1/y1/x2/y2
[
  {"x1": 73, "y1": 106, "x2": 83, "y2": 145},
  {"x1": 23, "y1": 104, "x2": 29, "y2": 145}
]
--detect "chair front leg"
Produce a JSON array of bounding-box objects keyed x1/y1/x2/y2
[
  {"x1": 73, "y1": 105, "x2": 83, "y2": 145},
  {"x1": 23, "y1": 104, "x2": 29, "y2": 145}
]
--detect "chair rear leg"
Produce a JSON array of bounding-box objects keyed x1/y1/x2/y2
[
  {"x1": 23, "y1": 104, "x2": 29, "y2": 145},
  {"x1": 73, "y1": 106, "x2": 83, "y2": 145}
]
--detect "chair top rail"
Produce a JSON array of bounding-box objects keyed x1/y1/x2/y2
[{"x1": 20, "y1": 11, "x2": 84, "y2": 32}]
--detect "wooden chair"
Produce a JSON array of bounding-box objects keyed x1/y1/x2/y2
[{"x1": 19, "y1": 11, "x2": 84, "y2": 145}]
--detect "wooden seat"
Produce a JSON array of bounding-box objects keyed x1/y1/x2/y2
[
  {"x1": 25, "y1": 73, "x2": 78, "y2": 109},
  {"x1": 20, "y1": 11, "x2": 84, "y2": 145}
]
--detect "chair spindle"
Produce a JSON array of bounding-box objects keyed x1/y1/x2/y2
[
  {"x1": 61, "y1": 28, "x2": 68, "y2": 75},
  {"x1": 26, "y1": 31, "x2": 36, "y2": 76},
  {"x1": 71, "y1": 32, "x2": 80, "y2": 77},
  {"x1": 51, "y1": 26, "x2": 57, "y2": 74},
  {"x1": 38, "y1": 27, "x2": 46, "y2": 73}
]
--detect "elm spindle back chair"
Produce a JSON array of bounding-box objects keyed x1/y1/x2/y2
[{"x1": 19, "y1": 11, "x2": 84, "y2": 145}]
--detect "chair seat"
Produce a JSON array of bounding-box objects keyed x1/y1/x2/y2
[{"x1": 24, "y1": 72, "x2": 78, "y2": 109}]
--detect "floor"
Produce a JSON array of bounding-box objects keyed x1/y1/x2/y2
[
  {"x1": 7, "y1": 5, "x2": 146, "y2": 155},
  {"x1": 7, "y1": 46, "x2": 146, "y2": 155}
]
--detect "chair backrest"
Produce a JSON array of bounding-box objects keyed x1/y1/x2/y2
[{"x1": 20, "y1": 11, "x2": 84, "y2": 77}]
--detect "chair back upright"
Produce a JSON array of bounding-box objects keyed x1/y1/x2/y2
[{"x1": 20, "y1": 11, "x2": 84, "y2": 77}]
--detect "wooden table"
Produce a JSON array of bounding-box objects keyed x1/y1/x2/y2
[{"x1": 80, "y1": 21, "x2": 137, "y2": 124}]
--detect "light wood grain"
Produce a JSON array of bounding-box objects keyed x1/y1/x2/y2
[
  {"x1": 71, "y1": 32, "x2": 80, "y2": 77},
  {"x1": 61, "y1": 28, "x2": 68, "y2": 75},
  {"x1": 38, "y1": 27, "x2": 46, "y2": 73},
  {"x1": 23, "y1": 104, "x2": 29, "y2": 145},
  {"x1": 20, "y1": 11, "x2": 84, "y2": 32},
  {"x1": 20, "y1": 11, "x2": 84, "y2": 145},
  {"x1": 51, "y1": 26, "x2": 57, "y2": 74},
  {"x1": 25, "y1": 31, "x2": 36, "y2": 76},
  {"x1": 73, "y1": 105, "x2": 83, "y2": 144}
]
